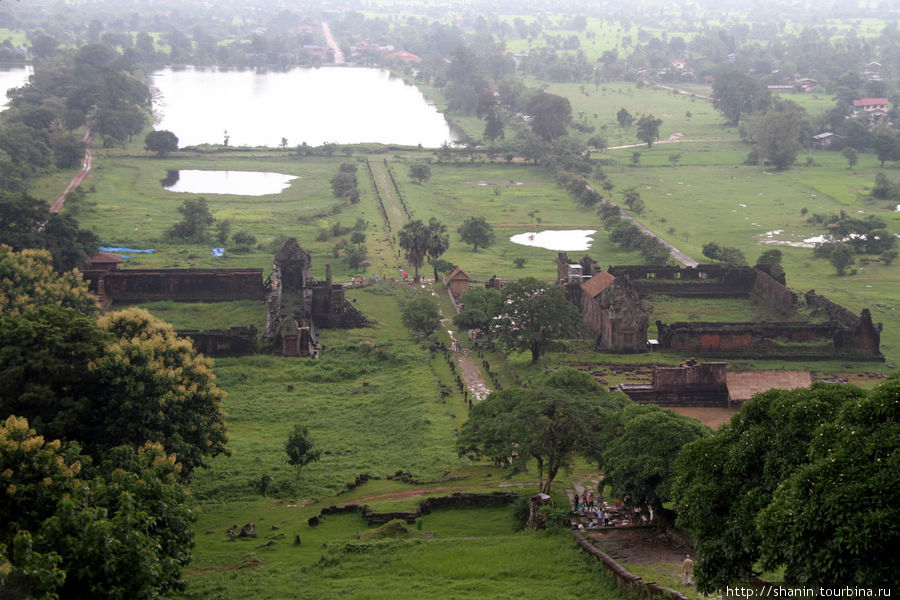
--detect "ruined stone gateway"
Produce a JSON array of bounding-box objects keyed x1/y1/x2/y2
[{"x1": 263, "y1": 238, "x2": 367, "y2": 357}]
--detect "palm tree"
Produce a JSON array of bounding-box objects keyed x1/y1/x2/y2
[
  {"x1": 398, "y1": 219, "x2": 449, "y2": 282},
  {"x1": 425, "y1": 218, "x2": 450, "y2": 277}
]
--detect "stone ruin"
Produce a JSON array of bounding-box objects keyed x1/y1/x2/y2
[
  {"x1": 262, "y1": 238, "x2": 367, "y2": 357},
  {"x1": 557, "y1": 253, "x2": 649, "y2": 353},
  {"x1": 555, "y1": 254, "x2": 882, "y2": 361},
  {"x1": 84, "y1": 238, "x2": 366, "y2": 358},
  {"x1": 616, "y1": 359, "x2": 813, "y2": 408}
]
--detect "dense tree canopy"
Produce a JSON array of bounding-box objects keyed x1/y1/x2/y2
[
  {"x1": 673, "y1": 383, "x2": 873, "y2": 592},
  {"x1": 525, "y1": 91, "x2": 572, "y2": 141},
  {"x1": 635, "y1": 114, "x2": 663, "y2": 148},
  {"x1": 144, "y1": 130, "x2": 179, "y2": 156},
  {"x1": 752, "y1": 100, "x2": 810, "y2": 170},
  {"x1": 0, "y1": 301, "x2": 229, "y2": 480},
  {"x1": 458, "y1": 369, "x2": 625, "y2": 494},
  {"x1": 452, "y1": 287, "x2": 503, "y2": 334},
  {"x1": 601, "y1": 404, "x2": 711, "y2": 514},
  {"x1": 711, "y1": 70, "x2": 772, "y2": 125},
  {"x1": 756, "y1": 378, "x2": 900, "y2": 587},
  {"x1": 408, "y1": 163, "x2": 432, "y2": 184},
  {"x1": 0, "y1": 417, "x2": 193, "y2": 600},
  {"x1": 0, "y1": 246, "x2": 97, "y2": 316},
  {"x1": 401, "y1": 294, "x2": 441, "y2": 335},
  {"x1": 0, "y1": 194, "x2": 99, "y2": 273}
]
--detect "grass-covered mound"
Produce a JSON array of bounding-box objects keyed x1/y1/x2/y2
[{"x1": 358, "y1": 518, "x2": 422, "y2": 541}]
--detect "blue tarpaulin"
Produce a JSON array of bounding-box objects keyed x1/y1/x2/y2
[
  {"x1": 99, "y1": 246, "x2": 155, "y2": 254},
  {"x1": 211, "y1": 248, "x2": 225, "y2": 257}
]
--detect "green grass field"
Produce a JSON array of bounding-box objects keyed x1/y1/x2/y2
[
  {"x1": 31, "y1": 62, "x2": 896, "y2": 598},
  {"x1": 166, "y1": 282, "x2": 625, "y2": 599},
  {"x1": 180, "y1": 506, "x2": 622, "y2": 600}
]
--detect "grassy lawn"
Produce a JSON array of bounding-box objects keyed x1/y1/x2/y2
[
  {"x1": 180, "y1": 506, "x2": 622, "y2": 600},
  {"x1": 537, "y1": 79, "x2": 732, "y2": 147},
  {"x1": 172, "y1": 281, "x2": 624, "y2": 599}
]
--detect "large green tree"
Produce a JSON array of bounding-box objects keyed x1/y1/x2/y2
[
  {"x1": 452, "y1": 287, "x2": 503, "y2": 334},
  {"x1": 873, "y1": 132, "x2": 900, "y2": 168},
  {"x1": 673, "y1": 383, "x2": 868, "y2": 593},
  {"x1": 458, "y1": 369, "x2": 624, "y2": 494},
  {"x1": 752, "y1": 101, "x2": 810, "y2": 170},
  {"x1": 90, "y1": 308, "x2": 229, "y2": 478},
  {"x1": 144, "y1": 130, "x2": 179, "y2": 156},
  {"x1": 0, "y1": 246, "x2": 97, "y2": 316},
  {"x1": 525, "y1": 91, "x2": 572, "y2": 142},
  {"x1": 601, "y1": 404, "x2": 711, "y2": 517},
  {"x1": 457, "y1": 216, "x2": 496, "y2": 252},
  {"x1": 0, "y1": 417, "x2": 194, "y2": 600},
  {"x1": 756, "y1": 377, "x2": 900, "y2": 587},
  {"x1": 0, "y1": 304, "x2": 229, "y2": 480},
  {"x1": 635, "y1": 114, "x2": 663, "y2": 148},
  {"x1": 401, "y1": 294, "x2": 441, "y2": 335},
  {"x1": 711, "y1": 70, "x2": 772, "y2": 125},
  {"x1": 0, "y1": 194, "x2": 99, "y2": 274},
  {"x1": 408, "y1": 164, "x2": 432, "y2": 184},
  {"x1": 492, "y1": 278, "x2": 582, "y2": 363}
]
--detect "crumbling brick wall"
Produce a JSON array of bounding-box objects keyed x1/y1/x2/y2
[
  {"x1": 96, "y1": 268, "x2": 265, "y2": 303},
  {"x1": 177, "y1": 326, "x2": 258, "y2": 357},
  {"x1": 656, "y1": 316, "x2": 882, "y2": 360},
  {"x1": 618, "y1": 361, "x2": 729, "y2": 406},
  {"x1": 752, "y1": 269, "x2": 796, "y2": 317}
]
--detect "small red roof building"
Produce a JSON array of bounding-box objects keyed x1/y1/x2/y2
[
  {"x1": 387, "y1": 51, "x2": 421, "y2": 62},
  {"x1": 852, "y1": 98, "x2": 889, "y2": 112}
]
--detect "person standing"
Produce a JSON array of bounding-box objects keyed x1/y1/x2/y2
[{"x1": 682, "y1": 554, "x2": 694, "y2": 586}]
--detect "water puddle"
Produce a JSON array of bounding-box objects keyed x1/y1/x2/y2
[
  {"x1": 509, "y1": 230, "x2": 596, "y2": 251},
  {"x1": 161, "y1": 170, "x2": 298, "y2": 195}
]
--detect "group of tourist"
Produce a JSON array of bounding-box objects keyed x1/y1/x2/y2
[
  {"x1": 572, "y1": 490, "x2": 651, "y2": 529},
  {"x1": 574, "y1": 491, "x2": 598, "y2": 511},
  {"x1": 573, "y1": 490, "x2": 615, "y2": 528}
]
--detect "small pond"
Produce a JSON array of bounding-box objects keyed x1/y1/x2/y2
[
  {"x1": 509, "y1": 230, "x2": 596, "y2": 251},
  {"x1": 161, "y1": 170, "x2": 298, "y2": 195}
]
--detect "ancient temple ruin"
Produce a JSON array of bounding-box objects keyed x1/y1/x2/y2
[
  {"x1": 557, "y1": 253, "x2": 649, "y2": 353},
  {"x1": 617, "y1": 359, "x2": 812, "y2": 407},
  {"x1": 554, "y1": 254, "x2": 882, "y2": 360},
  {"x1": 84, "y1": 238, "x2": 366, "y2": 358},
  {"x1": 263, "y1": 238, "x2": 367, "y2": 357}
]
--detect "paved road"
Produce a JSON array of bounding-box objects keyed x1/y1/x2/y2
[
  {"x1": 621, "y1": 210, "x2": 699, "y2": 267},
  {"x1": 321, "y1": 22, "x2": 345, "y2": 64}
]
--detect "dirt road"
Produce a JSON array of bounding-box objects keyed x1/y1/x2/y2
[{"x1": 50, "y1": 128, "x2": 93, "y2": 213}]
